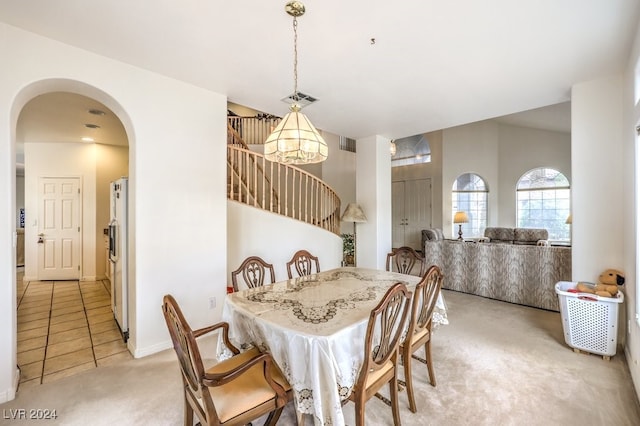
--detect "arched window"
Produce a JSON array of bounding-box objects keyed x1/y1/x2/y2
[
  {"x1": 452, "y1": 173, "x2": 488, "y2": 238},
  {"x1": 516, "y1": 167, "x2": 570, "y2": 241}
]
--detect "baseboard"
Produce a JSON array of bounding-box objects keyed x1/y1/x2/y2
[
  {"x1": 131, "y1": 340, "x2": 172, "y2": 359},
  {"x1": 0, "y1": 367, "x2": 19, "y2": 403},
  {"x1": 624, "y1": 346, "x2": 640, "y2": 404},
  {"x1": 22, "y1": 275, "x2": 36, "y2": 281},
  {"x1": 80, "y1": 276, "x2": 97, "y2": 281}
]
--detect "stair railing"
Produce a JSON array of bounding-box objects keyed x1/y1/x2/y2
[
  {"x1": 228, "y1": 116, "x2": 281, "y2": 145},
  {"x1": 228, "y1": 144, "x2": 341, "y2": 236}
]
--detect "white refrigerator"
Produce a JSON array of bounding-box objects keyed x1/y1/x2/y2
[{"x1": 108, "y1": 177, "x2": 129, "y2": 342}]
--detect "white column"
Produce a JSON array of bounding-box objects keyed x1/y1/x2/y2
[
  {"x1": 355, "y1": 135, "x2": 392, "y2": 269},
  {"x1": 571, "y1": 75, "x2": 625, "y2": 281}
]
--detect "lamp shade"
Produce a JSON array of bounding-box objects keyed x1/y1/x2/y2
[
  {"x1": 453, "y1": 211, "x2": 469, "y2": 224},
  {"x1": 264, "y1": 106, "x2": 328, "y2": 165},
  {"x1": 341, "y1": 203, "x2": 367, "y2": 223},
  {"x1": 565, "y1": 214, "x2": 572, "y2": 224}
]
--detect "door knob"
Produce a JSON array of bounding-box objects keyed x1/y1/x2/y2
[{"x1": 37, "y1": 233, "x2": 44, "y2": 244}]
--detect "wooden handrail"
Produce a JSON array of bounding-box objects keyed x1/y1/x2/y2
[
  {"x1": 227, "y1": 144, "x2": 341, "y2": 236},
  {"x1": 228, "y1": 116, "x2": 281, "y2": 145},
  {"x1": 227, "y1": 123, "x2": 249, "y2": 149}
]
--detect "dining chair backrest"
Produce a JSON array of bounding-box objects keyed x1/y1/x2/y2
[
  {"x1": 407, "y1": 265, "x2": 443, "y2": 341},
  {"x1": 401, "y1": 265, "x2": 444, "y2": 413},
  {"x1": 286, "y1": 249, "x2": 320, "y2": 279},
  {"x1": 347, "y1": 282, "x2": 411, "y2": 426},
  {"x1": 162, "y1": 294, "x2": 292, "y2": 426},
  {"x1": 360, "y1": 282, "x2": 411, "y2": 382},
  {"x1": 386, "y1": 246, "x2": 425, "y2": 276},
  {"x1": 162, "y1": 294, "x2": 208, "y2": 396},
  {"x1": 231, "y1": 256, "x2": 276, "y2": 292}
]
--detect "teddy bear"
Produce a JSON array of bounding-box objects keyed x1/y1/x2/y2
[{"x1": 576, "y1": 269, "x2": 624, "y2": 298}]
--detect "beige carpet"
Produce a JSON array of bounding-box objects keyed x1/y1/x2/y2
[{"x1": 2, "y1": 289, "x2": 640, "y2": 425}]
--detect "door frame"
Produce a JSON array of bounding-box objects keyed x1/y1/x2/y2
[{"x1": 36, "y1": 175, "x2": 83, "y2": 281}]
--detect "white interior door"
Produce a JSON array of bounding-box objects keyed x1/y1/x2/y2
[
  {"x1": 404, "y1": 179, "x2": 432, "y2": 250},
  {"x1": 38, "y1": 177, "x2": 81, "y2": 280},
  {"x1": 392, "y1": 179, "x2": 432, "y2": 250},
  {"x1": 392, "y1": 181, "x2": 406, "y2": 248}
]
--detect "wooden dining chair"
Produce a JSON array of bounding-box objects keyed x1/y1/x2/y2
[
  {"x1": 345, "y1": 282, "x2": 411, "y2": 426},
  {"x1": 386, "y1": 246, "x2": 425, "y2": 277},
  {"x1": 286, "y1": 249, "x2": 320, "y2": 279},
  {"x1": 161, "y1": 294, "x2": 293, "y2": 426},
  {"x1": 231, "y1": 256, "x2": 276, "y2": 292},
  {"x1": 400, "y1": 265, "x2": 444, "y2": 413}
]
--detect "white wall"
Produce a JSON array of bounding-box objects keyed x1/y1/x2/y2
[
  {"x1": 622, "y1": 20, "x2": 640, "y2": 398},
  {"x1": 0, "y1": 23, "x2": 227, "y2": 400},
  {"x1": 320, "y1": 130, "x2": 356, "y2": 235},
  {"x1": 391, "y1": 130, "x2": 444, "y2": 230},
  {"x1": 571, "y1": 77, "x2": 625, "y2": 281},
  {"x1": 227, "y1": 202, "x2": 342, "y2": 286},
  {"x1": 95, "y1": 144, "x2": 129, "y2": 278},
  {"x1": 498, "y1": 124, "x2": 571, "y2": 227},
  {"x1": 23, "y1": 143, "x2": 97, "y2": 280},
  {"x1": 439, "y1": 120, "x2": 571, "y2": 238},
  {"x1": 356, "y1": 135, "x2": 392, "y2": 269},
  {"x1": 442, "y1": 122, "x2": 500, "y2": 238}
]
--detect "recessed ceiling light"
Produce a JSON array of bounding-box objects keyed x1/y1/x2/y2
[
  {"x1": 84, "y1": 123, "x2": 100, "y2": 129},
  {"x1": 88, "y1": 109, "x2": 105, "y2": 116},
  {"x1": 81, "y1": 137, "x2": 95, "y2": 142}
]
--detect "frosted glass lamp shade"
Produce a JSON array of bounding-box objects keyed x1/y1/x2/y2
[{"x1": 264, "y1": 108, "x2": 328, "y2": 165}]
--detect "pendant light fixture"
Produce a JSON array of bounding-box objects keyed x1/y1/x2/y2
[
  {"x1": 390, "y1": 140, "x2": 397, "y2": 157},
  {"x1": 264, "y1": 1, "x2": 328, "y2": 165}
]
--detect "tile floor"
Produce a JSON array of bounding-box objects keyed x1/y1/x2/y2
[{"x1": 16, "y1": 268, "x2": 132, "y2": 389}]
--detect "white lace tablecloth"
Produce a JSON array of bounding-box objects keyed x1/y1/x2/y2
[{"x1": 218, "y1": 267, "x2": 448, "y2": 426}]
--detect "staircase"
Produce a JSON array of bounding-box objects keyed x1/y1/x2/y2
[{"x1": 227, "y1": 117, "x2": 341, "y2": 236}]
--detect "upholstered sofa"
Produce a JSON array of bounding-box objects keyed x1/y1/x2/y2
[
  {"x1": 422, "y1": 228, "x2": 571, "y2": 311},
  {"x1": 482, "y1": 227, "x2": 549, "y2": 245}
]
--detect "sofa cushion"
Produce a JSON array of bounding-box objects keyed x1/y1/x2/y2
[
  {"x1": 483, "y1": 227, "x2": 514, "y2": 243},
  {"x1": 423, "y1": 228, "x2": 445, "y2": 241},
  {"x1": 513, "y1": 228, "x2": 548, "y2": 245}
]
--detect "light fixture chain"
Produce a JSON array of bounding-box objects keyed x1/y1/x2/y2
[{"x1": 293, "y1": 16, "x2": 298, "y2": 101}]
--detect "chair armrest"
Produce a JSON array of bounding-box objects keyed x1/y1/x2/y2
[
  {"x1": 202, "y1": 351, "x2": 289, "y2": 404},
  {"x1": 193, "y1": 322, "x2": 240, "y2": 355}
]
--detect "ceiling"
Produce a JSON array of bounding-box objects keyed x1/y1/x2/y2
[{"x1": 3, "y1": 1, "x2": 637, "y2": 142}]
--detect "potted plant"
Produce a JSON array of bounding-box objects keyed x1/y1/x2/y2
[{"x1": 342, "y1": 233, "x2": 355, "y2": 266}]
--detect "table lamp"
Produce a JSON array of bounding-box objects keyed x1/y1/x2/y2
[
  {"x1": 453, "y1": 211, "x2": 469, "y2": 240},
  {"x1": 341, "y1": 203, "x2": 367, "y2": 266}
]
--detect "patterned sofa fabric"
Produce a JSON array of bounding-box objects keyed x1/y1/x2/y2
[
  {"x1": 514, "y1": 228, "x2": 549, "y2": 245},
  {"x1": 484, "y1": 227, "x2": 515, "y2": 243},
  {"x1": 483, "y1": 227, "x2": 549, "y2": 245},
  {"x1": 421, "y1": 228, "x2": 445, "y2": 252},
  {"x1": 423, "y1": 240, "x2": 571, "y2": 311}
]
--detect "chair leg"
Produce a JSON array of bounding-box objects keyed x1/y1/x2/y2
[
  {"x1": 265, "y1": 407, "x2": 284, "y2": 426},
  {"x1": 403, "y1": 351, "x2": 417, "y2": 413},
  {"x1": 183, "y1": 397, "x2": 194, "y2": 426},
  {"x1": 389, "y1": 374, "x2": 402, "y2": 426},
  {"x1": 354, "y1": 395, "x2": 366, "y2": 426},
  {"x1": 425, "y1": 340, "x2": 436, "y2": 386}
]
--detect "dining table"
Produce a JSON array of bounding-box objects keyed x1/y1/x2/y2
[{"x1": 218, "y1": 267, "x2": 448, "y2": 426}]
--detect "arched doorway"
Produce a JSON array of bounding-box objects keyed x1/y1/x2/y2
[{"x1": 13, "y1": 80, "x2": 133, "y2": 387}]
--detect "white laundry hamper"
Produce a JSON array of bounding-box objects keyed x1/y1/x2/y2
[{"x1": 555, "y1": 281, "x2": 624, "y2": 359}]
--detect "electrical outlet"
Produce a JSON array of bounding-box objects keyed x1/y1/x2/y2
[{"x1": 209, "y1": 297, "x2": 216, "y2": 309}]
